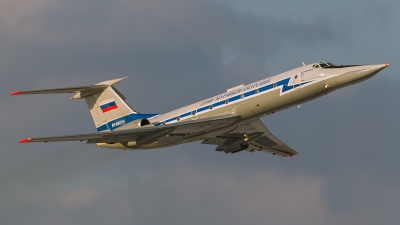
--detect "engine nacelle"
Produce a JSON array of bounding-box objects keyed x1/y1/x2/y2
[
  {"x1": 137, "y1": 118, "x2": 151, "y2": 127},
  {"x1": 96, "y1": 142, "x2": 126, "y2": 150},
  {"x1": 114, "y1": 118, "x2": 152, "y2": 130}
]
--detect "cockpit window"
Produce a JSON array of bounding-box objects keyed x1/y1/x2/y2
[
  {"x1": 326, "y1": 62, "x2": 335, "y2": 66},
  {"x1": 313, "y1": 62, "x2": 360, "y2": 69},
  {"x1": 319, "y1": 63, "x2": 329, "y2": 68},
  {"x1": 318, "y1": 62, "x2": 336, "y2": 68}
]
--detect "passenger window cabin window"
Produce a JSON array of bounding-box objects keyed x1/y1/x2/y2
[
  {"x1": 192, "y1": 110, "x2": 196, "y2": 115},
  {"x1": 210, "y1": 105, "x2": 213, "y2": 110},
  {"x1": 225, "y1": 99, "x2": 229, "y2": 104},
  {"x1": 177, "y1": 116, "x2": 180, "y2": 121},
  {"x1": 273, "y1": 83, "x2": 277, "y2": 88}
]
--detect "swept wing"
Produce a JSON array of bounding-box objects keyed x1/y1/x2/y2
[
  {"x1": 19, "y1": 116, "x2": 296, "y2": 157},
  {"x1": 19, "y1": 116, "x2": 241, "y2": 144},
  {"x1": 202, "y1": 119, "x2": 297, "y2": 157}
]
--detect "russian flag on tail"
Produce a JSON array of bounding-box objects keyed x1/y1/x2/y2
[{"x1": 100, "y1": 98, "x2": 118, "y2": 113}]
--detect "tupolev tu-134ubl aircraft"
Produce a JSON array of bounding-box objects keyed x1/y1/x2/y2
[{"x1": 11, "y1": 62, "x2": 389, "y2": 157}]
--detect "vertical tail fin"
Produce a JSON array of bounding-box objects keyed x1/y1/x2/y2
[{"x1": 72, "y1": 77, "x2": 158, "y2": 132}]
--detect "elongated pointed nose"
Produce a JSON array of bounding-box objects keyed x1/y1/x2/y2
[
  {"x1": 367, "y1": 63, "x2": 390, "y2": 73},
  {"x1": 363, "y1": 63, "x2": 390, "y2": 78},
  {"x1": 348, "y1": 63, "x2": 389, "y2": 81},
  {"x1": 332, "y1": 63, "x2": 389, "y2": 89}
]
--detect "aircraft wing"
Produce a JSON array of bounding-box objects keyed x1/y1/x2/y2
[
  {"x1": 18, "y1": 115, "x2": 296, "y2": 157},
  {"x1": 18, "y1": 116, "x2": 241, "y2": 144},
  {"x1": 201, "y1": 119, "x2": 298, "y2": 157}
]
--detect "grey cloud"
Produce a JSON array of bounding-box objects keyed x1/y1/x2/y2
[
  {"x1": 1, "y1": 0, "x2": 338, "y2": 111},
  {"x1": 325, "y1": 174, "x2": 400, "y2": 219},
  {"x1": 2, "y1": 165, "x2": 329, "y2": 225},
  {"x1": 4, "y1": 163, "x2": 399, "y2": 225}
]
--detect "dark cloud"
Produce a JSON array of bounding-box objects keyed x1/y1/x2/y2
[{"x1": 1, "y1": 0, "x2": 337, "y2": 110}]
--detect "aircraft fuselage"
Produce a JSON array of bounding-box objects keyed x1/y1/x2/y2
[{"x1": 100, "y1": 62, "x2": 388, "y2": 150}]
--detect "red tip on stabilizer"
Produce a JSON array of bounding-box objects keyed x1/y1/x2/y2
[
  {"x1": 9, "y1": 91, "x2": 24, "y2": 96},
  {"x1": 18, "y1": 138, "x2": 33, "y2": 143}
]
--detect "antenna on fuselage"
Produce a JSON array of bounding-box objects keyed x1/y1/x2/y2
[{"x1": 302, "y1": 62, "x2": 305, "y2": 66}]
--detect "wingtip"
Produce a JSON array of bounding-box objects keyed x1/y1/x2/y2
[
  {"x1": 9, "y1": 91, "x2": 24, "y2": 96},
  {"x1": 18, "y1": 137, "x2": 34, "y2": 143}
]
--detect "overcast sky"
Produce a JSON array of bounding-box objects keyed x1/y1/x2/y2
[{"x1": 1, "y1": 0, "x2": 399, "y2": 224}]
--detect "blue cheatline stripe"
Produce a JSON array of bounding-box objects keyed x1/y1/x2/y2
[
  {"x1": 229, "y1": 95, "x2": 241, "y2": 102},
  {"x1": 213, "y1": 100, "x2": 225, "y2": 108},
  {"x1": 278, "y1": 78, "x2": 312, "y2": 93},
  {"x1": 244, "y1": 90, "x2": 257, "y2": 98},
  {"x1": 97, "y1": 124, "x2": 109, "y2": 132},
  {"x1": 277, "y1": 77, "x2": 290, "y2": 88},
  {"x1": 100, "y1": 101, "x2": 116, "y2": 110},
  {"x1": 197, "y1": 105, "x2": 209, "y2": 113},
  {"x1": 154, "y1": 122, "x2": 163, "y2": 127},
  {"x1": 96, "y1": 113, "x2": 159, "y2": 132},
  {"x1": 166, "y1": 117, "x2": 177, "y2": 123},
  {"x1": 259, "y1": 84, "x2": 273, "y2": 92},
  {"x1": 180, "y1": 112, "x2": 191, "y2": 119}
]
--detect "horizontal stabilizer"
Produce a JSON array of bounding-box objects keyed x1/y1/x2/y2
[
  {"x1": 9, "y1": 77, "x2": 128, "y2": 97},
  {"x1": 9, "y1": 76, "x2": 141, "y2": 132},
  {"x1": 9, "y1": 84, "x2": 108, "y2": 95}
]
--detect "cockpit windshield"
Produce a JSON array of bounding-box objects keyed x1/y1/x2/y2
[
  {"x1": 312, "y1": 62, "x2": 362, "y2": 69},
  {"x1": 320, "y1": 62, "x2": 335, "y2": 67},
  {"x1": 312, "y1": 62, "x2": 336, "y2": 68}
]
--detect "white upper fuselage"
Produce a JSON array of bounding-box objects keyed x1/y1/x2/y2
[{"x1": 142, "y1": 62, "x2": 388, "y2": 129}]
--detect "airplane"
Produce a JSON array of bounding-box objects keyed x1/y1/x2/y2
[{"x1": 10, "y1": 62, "x2": 389, "y2": 157}]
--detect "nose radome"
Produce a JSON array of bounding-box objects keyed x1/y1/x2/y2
[
  {"x1": 368, "y1": 63, "x2": 390, "y2": 73},
  {"x1": 365, "y1": 63, "x2": 388, "y2": 68},
  {"x1": 375, "y1": 63, "x2": 390, "y2": 69}
]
